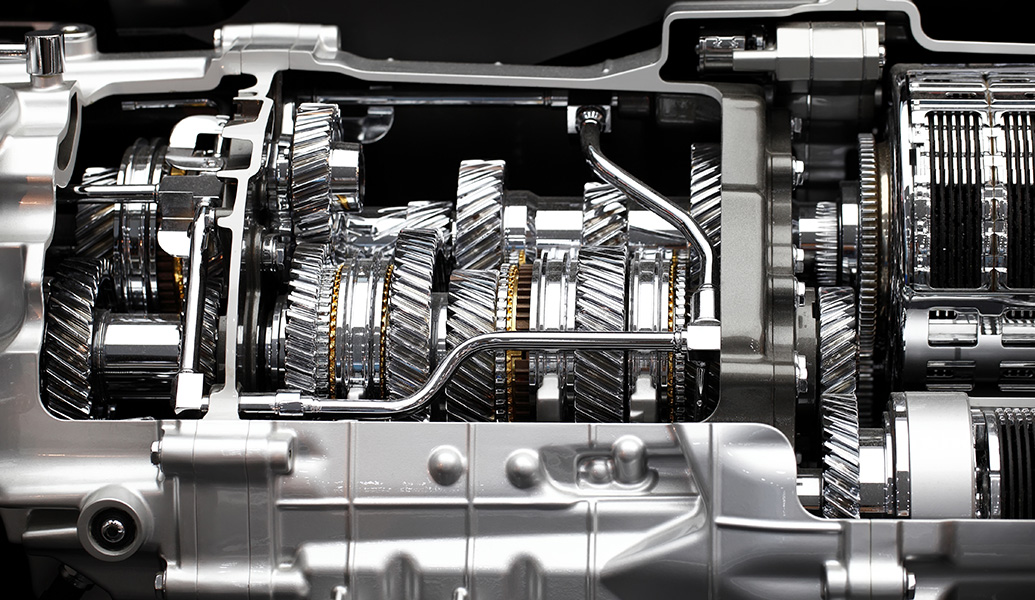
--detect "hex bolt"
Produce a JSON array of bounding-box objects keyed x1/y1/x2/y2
[
  {"x1": 905, "y1": 571, "x2": 916, "y2": 600},
  {"x1": 150, "y1": 440, "x2": 162, "y2": 465},
  {"x1": 154, "y1": 571, "x2": 167, "y2": 600},
  {"x1": 795, "y1": 280, "x2": 806, "y2": 307},
  {"x1": 612, "y1": 436, "x2": 648, "y2": 485},
  {"x1": 505, "y1": 450, "x2": 541, "y2": 489},
  {"x1": 428, "y1": 446, "x2": 465, "y2": 487}
]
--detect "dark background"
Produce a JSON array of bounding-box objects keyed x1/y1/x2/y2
[{"x1": 2, "y1": 0, "x2": 1031, "y2": 63}]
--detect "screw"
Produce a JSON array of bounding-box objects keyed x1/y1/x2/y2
[
  {"x1": 150, "y1": 440, "x2": 161, "y2": 465},
  {"x1": 905, "y1": 571, "x2": 916, "y2": 600},
  {"x1": 154, "y1": 571, "x2": 167, "y2": 600}
]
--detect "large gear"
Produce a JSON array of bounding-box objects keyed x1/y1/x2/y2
[
  {"x1": 284, "y1": 243, "x2": 335, "y2": 395},
  {"x1": 444, "y1": 269, "x2": 500, "y2": 421},
  {"x1": 573, "y1": 246, "x2": 629, "y2": 422},
  {"x1": 856, "y1": 133, "x2": 880, "y2": 414},
  {"x1": 454, "y1": 160, "x2": 505, "y2": 269},
  {"x1": 817, "y1": 286, "x2": 861, "y2": 519},
  {"x1": 43, "y1": 258, "x2": 112, "y2": 419},
  {"x1": 384, "y1": 229, "x2": 444, "y2": 413}
]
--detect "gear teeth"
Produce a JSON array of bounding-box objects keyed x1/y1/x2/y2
[
  {"x1": 199, "y1": 281, "x2": 221, "y2": 386},
  {"x1": 445, "y1": 269, "x2": 499, "y2": 421},
  {"x1": 818, "y1": 287, "x2": 862, "y2": 519},
  {"x1": 857, "y1": 133, "x2": 880, "y2": 417},
  {"x1": 814, "y1": 201, "x2": 840, "y2": 286},
  {"x1": 574, "y1": 246, "x2": 628, "y2": 423},
  {"x1": 582, "y1": 182, "x2": 628, "y2": 246},
  {"x1": 43, "y1": 258, "x2": 111, "y2": 419},
  {"x1": 455, "y1": 160, "x2": 505, "y2": 269},
  {"x1": 285, "y1": 243, "x2": 334, "y2": 395},
  {"x1": 292, "y1": 103, "x2": 344, "y2": 244},
  {"x1": 385, "y1": 229, "x2": 443, "y2": 419},
  {"x1": 75, "y1": 168, "x2": 118, "y2": 259},
  {"x1": 690, "y1": 144, "x2": 722, "y2": 247}
]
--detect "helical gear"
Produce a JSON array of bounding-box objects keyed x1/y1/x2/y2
[
  {"x1": 817, "y1": 286, "x2": 862, "y2": 519},
  {"x1": 74, "y1": 167, "x2": 118, "y2": 259},
  {"x1": 284, "y1": 243, "x2": 335, "y2": 395},
  {"x1": 43, "y1": 258, "x2": 112, "y2": 419},
  {"x1": 690, "y1": 143, "x2": 722, "y2": 246},
  {"x1": 384, "y1": 229, "x2": 444, "y2": 412},
  {"x1": 454, "y1": 160, "x2": 505, "y2": 269},
  {"x1": 291, "y1": 103, "x2": 363, "y2": 244},
  {"x1": 573, "y1": 246, "x2": 629, "y2": 422},
  {"x1": 444, "y1": 269, "x2": 500, "y2": 421},
  {"x1": 582, "y1": 182, "x2": 628, "y2": 246}
]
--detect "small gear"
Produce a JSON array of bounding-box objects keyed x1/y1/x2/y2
[
  {"x1": 454, "y1": 160, "x2": 505, "y2": 269},
  {"x1": 43, "y1": 258, "x2": 112, "y2": 419},
  {"x1": 813, "y1": 201, "x2": 840, "y2": 287},
  {"x1": 817, "y1": 286, "x2": 861, "y2": 519}
]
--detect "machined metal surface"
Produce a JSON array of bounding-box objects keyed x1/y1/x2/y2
[{"x1": 6, "y1": 7, "x2": 1035, "y2": 600}]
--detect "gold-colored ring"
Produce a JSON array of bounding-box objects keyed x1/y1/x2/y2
[
  {"x1": 379, "y1": 264, "x2": 394, "y2": 399},
  {"x1": 328, "y1": 263, "x2": 345, "y2": 398}
]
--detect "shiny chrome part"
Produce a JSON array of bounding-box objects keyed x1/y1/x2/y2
[
  {"x1": 454, "y1": 160, "x2": 505, "y2": 269},
  {"x1": 43, "y1": 258, "x2": 111, "y2": 419},
  {"x1": 581, "y1": 182, "x2": 628, "y2": 247},
  {"x1": 25, "y1": 29, "x2": 65, "y2": 86},
  {"x1": 284, "y1": 243, "x2": 334, "y2": 395},
  {"x1": 817, "y1": 287, "x2": 861, "y2": 518},
  {"x1": 444, "y1": 269, "x2": 500, "y2": 421},
  {"x1": 291, "y1": 103, "x2": 364, "y2": 245},
  {"x1": 576, "y1": 107, "x2": 718, "y2": 323},
  {"x1": 573, "y1": 246, "x2": 629, "y2": 422},
  {"x1": 92, "y1": 311, "x2": 181, "y2": 402},
  {"x1": 384, "y1": 229, "x2": 444, "y2": 409},
  {"x1": 240, "y1": 329, "x2": 703, "y2": 417}
]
